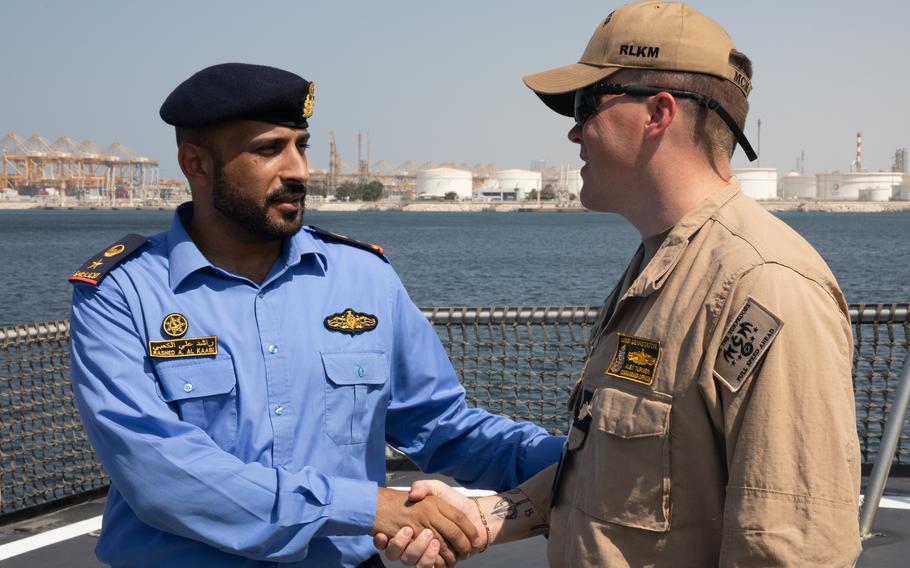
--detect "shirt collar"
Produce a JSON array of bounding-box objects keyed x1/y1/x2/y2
[
  {"x1": 167, "y1": 203, "x2": 211, "y2": 290},
  {"x1": 626, "y1": 178, "x2": 742, "y2": 298},
  {"x1": 166, "y1": 203, "x2": 327, "y2": 290}
]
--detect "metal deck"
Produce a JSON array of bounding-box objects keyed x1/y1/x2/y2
[{"x1": 2, "y1": 472, "x2": 908, "y2": 567}]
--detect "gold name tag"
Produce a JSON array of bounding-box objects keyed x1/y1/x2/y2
[
  {"x1": 71, "y1": 270, "x2": 102, "y2": 280},
  {"x1": 148, "y1": 336, "x2": 218, "y2": 359}
]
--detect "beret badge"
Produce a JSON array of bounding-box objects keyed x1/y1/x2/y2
[{"x1": 302, "y1": 82, "x2": 315, "y2": 119}]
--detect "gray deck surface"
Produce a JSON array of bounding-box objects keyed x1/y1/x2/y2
[{"x1": 2, "y1": 473, "x2": 908, "y2": 567}]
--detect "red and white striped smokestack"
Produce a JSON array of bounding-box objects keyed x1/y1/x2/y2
[{"x1": 856, "y1": 131, "x2": 863, "y2": 172}]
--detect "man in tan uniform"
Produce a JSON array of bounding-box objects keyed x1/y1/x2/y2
[{"x1": 376, "y1": 1, "x2": 862, "y2": 567}]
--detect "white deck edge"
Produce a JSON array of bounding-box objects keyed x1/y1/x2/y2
[
  {"x1": 0, "y1": 492, "x2": 907, "y2": 560},
  {"x1": 0, "y1": 515, "x2": 101, "y2": 560}
]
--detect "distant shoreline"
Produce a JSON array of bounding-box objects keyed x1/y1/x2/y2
[{"x1": 2, "y1": 200, "x2": 910, "y2": 213}]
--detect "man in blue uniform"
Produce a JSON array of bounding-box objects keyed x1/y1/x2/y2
[{"x1": 68, "y1": 63, "x2": 562, "y2": 568}]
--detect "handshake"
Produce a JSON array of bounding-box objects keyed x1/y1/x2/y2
[{"x1": 370, "y1": 481, "x2": 547, "y2": 568}]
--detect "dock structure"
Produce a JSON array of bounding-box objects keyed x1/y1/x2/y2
[{"x1": 0, "y1": 132, "x2": 185, "y2": 206}]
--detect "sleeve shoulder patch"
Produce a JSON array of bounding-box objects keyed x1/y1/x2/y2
[
  {"x1": 68, "y1": 233, "x2": 148, "y2": 286},
  {"x1": 307, "y1": 226, "x2": 389, "y2": 263},
  {"x1": 713, "y1": 296, "x2": 784, "y2": 393}
]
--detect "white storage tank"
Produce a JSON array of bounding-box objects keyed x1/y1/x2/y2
[
  {"x1": 564, "y1": 169, "x2": 582, "y2": 197},
  {"x1": 859, "y1": 188, "x2": 891, "y2": 202},
  {"x1": 781, "y1": 171, "x2": 816, "y2": 199},
  {"x1": 733, "y1": 168, "x2": 778, "y2": 200},
  {"x1": 415, "y1": 167, "x2": 473, "y2": 199},
  {"x1": 815, "y1": 171, "x2": 903, "y2": 200},
  {"x1": 492, "y1": 169, "x2": 541, "y2": 201},
  {"x1": 815, "y1": 172, "x2": 844, "y2": 200}
]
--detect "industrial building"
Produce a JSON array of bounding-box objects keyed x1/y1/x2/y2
[
  {"x1": 415, "y1": 167, "x2": 473, "y2": 199},
  {"x1": 732, "y1": 167, "x2": 778, "y2": 200},
  {"x1": 477, "y1": 169, "x2": 542, "y2": 201},
  {"x1": 781, "y1": 171, "x2": 817, "y2": 199},
  {"x1": 815, "y1": 171, "x2": 904, "y2": 201}
]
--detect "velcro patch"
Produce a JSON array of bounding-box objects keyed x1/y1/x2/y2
[
  {"x1": 605, "y1": 334, "x2": 660, "y2": 386},
  {"x1": 713, "y1": 296, "x2": 784, "y2": 392}
]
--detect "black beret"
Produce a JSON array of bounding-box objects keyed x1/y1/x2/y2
[{"x1": 160, "y1": 63, "x2": 314, "y2": 129}]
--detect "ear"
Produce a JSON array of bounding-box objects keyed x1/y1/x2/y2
[
  {"x1": 644, "y1": 91, "x2": 678, "y2": 141},
  {"x1": 177, "y1": 143, "x2": 216, "y2": 189}
]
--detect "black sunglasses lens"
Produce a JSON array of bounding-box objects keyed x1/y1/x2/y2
[{"x1": 574, "y1": 89, "x2": 591, "y2": 124}]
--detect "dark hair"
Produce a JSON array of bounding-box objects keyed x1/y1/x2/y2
[
  {"x1": 613, "y1": 50, "x2": 752, "y2": 164},
  {"x1": 175, "y1": 126, "x2": 215, "y2": 150}
]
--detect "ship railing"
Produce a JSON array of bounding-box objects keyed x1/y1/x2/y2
[{"x1": 1, "y1": 304, "x2": 908, "y2": 528}]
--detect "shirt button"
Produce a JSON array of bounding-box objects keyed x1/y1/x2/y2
[
  {"x1": 183, "y1": 383, "x2": 194, "y2": 393},
  {"x1": 274, "y1": 406, "x2": 285, "y2": 415},
  {"x1": 268, "y1": 344, "x2": 279, "y2": 354},
  {"x1": 357, "y1": 366, "x2": 365, "y2": 378},
  {"x1": 257, "y1": 292, "x2": 265, "y2": 299}
]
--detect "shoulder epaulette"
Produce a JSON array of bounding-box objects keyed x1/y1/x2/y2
[
  {"x1": 307, "y1": 226, "x2": 389, "y2": 263},
  {"x1": 69, "y1": 233, "x2": 148, "y2": 286}
]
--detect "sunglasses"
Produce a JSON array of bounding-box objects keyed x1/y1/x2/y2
[{"x1": 573, "y1": 83, "x2": 758, "y2": 162}]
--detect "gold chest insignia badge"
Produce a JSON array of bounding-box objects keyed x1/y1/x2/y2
[
  {"x1": 162, "y1": 313, "x2": 189, "y2": 338},
  {"x1": 148, "y1": 312, "x2": 218, "y2": 359},
  {"x1": 605, "y1": 333, "x2": 661, "y2": 385},
  {"x1": 324, "y1": 308, "x2": 378, "y2": 336},
  {"x1": 302, "y1": 82, "x2": 315, "y2": 119}
]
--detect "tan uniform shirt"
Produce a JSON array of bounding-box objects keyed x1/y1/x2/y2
[{"x1": 520, "y1": 181, "x2": 861, "y2": 567}]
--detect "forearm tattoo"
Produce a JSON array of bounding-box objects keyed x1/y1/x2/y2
[{"x1": 489, "y1": 489, "x2": 549, "y2": 537}]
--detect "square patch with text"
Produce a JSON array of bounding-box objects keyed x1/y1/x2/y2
[{"x1": 605, "y1": 334, "x2": 661, "y2": 386}]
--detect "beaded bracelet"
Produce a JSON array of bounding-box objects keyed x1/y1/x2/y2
[{"x1": 469, "y1": 496, "x2": 490, "y2": 553}]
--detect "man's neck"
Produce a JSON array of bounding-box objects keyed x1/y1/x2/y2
[
  {"x1": 185, "y1": 206, "x2": 283, "y2": 285},
  {"x1": 622, "y1": 152, "x2": 731, "y2": 238}
]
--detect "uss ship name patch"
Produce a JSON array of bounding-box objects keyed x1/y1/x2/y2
[{"x1": 605, "y1": 334, "x2": 661, "y2": 386}]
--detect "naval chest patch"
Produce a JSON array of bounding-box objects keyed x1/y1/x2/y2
[
  {"x1": 713, "y1": 296, "x2": 784, "y2": 393},
  {"x1": 324, "y1": 308, "x2": 378, "y2": 336},
  {"x1": 605, "y1": 334, "x2": 661, "y2": 385}
]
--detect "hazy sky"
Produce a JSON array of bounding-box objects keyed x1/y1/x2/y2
[{"x1": 2, "y1": 1, "x2": 908, "y2": 180}]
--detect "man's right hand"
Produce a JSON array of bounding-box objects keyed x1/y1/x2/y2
[
  {"x1": 375, "y1": 481, "x2": 487, "y2": 567},
  {"x1": 371, "y1": 487, "x2": 479, "y2": 567}
]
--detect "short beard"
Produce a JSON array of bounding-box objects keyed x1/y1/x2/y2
[{"x1": 211, "y1": 159, "x2": 306, "y2": 241}]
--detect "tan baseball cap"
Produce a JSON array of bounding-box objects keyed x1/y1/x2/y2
[{"x1": 523, "y1": 1, "x2": 751, "y2": 117}]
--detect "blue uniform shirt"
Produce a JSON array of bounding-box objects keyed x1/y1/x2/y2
[{"x1": 69, "y1": 204, "x2": 562, "y2": 567}]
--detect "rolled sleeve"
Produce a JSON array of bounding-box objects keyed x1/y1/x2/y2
[{"x1": 517, "y1": 462, "x2": 558, "y2": 525}]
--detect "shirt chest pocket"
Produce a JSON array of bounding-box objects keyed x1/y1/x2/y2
[
  {"x1": 155, "y1": 356, "x2": 239, "y2": 452},
  {"x1": 321, "y1": 351, "x2": 389, "y2": 445},
  {"x1": 573, "y1": 386, "x2": 673, "y2": 532}
]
